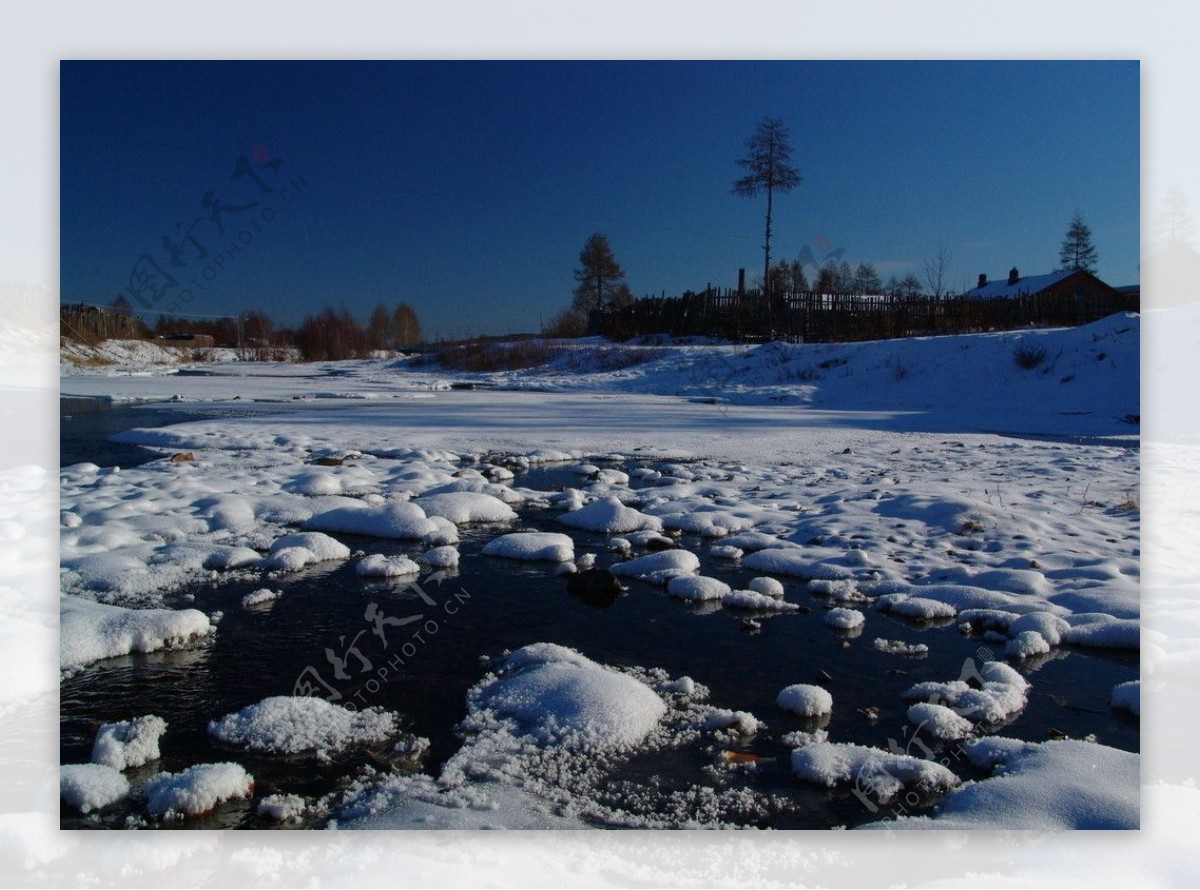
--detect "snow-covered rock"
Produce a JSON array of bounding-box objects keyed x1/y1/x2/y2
[
  {"x1": 60, "y1": 764, "x2": 130, "y2": 813},
  {"x1": 60, "y1": 597, "x2": 213, "y2": 672},
  {"x1": 412, "y1": 491, "x2": 518, "y2": 525},
  {"x1": 208, "y1": 696, "x2": 399, "y2": 760},
  {"x1": 90, "y1": 714, "x2": 167, "y2": 771},
  {"x1": 470, "y1": 643, "x2": 667, "y2": 749},
  {"x1": 557, "y1": 495, "x2": 662, "y2": 534},
  {"x1": 666, "y1": 575, "x2": 731, "y2": 602},
  {"x1": 823, "y1": 607, "x2": 865, "y2": 630},
  {"x1": 776, "y1": 684, "x2": 833, "y2": 716},
  {"x1": 143, "y1": 762, "x2": 254, "y2": 819},
  {"x1": 482, "y1": 532, "x2": 575, "y2": 562},
  {"x1": 610, "y1": 549, "x2": 700, "y2": 585},
  {"x1": 355, "y1": 553, "x2": 422, "y2": 578}
]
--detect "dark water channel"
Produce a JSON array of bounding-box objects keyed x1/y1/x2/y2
[{"x1": 59, "y1": 402, "x2": 1140, "y2": 830}]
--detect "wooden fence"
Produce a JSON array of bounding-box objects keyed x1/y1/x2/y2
[{"x1": 590, "y1": 287, "x2": 1139, "y2": 343}]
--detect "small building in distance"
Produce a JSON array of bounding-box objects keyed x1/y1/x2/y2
[{"x1": 965, "y1": 267, "x2": 1128, "y2": 305}]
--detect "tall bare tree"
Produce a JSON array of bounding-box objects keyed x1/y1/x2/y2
[
  {"x1": 733, "y1": 117, "x2": 802, "y2": 297},
  {"x1": 923, "y1": 238, "x2": 954, "y2": 299}
]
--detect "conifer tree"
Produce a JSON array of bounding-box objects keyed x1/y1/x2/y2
[{"x1": 1059, "y1": 211, "x2": 1099, "y2": 272}]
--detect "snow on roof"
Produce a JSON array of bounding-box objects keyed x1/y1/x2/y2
[{"x1": 965, "y1": 269, "x2": 1076, "y2": 299}]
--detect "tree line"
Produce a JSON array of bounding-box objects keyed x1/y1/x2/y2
[{"x1": 61, "y1": 297, "x2": 422, "y2": 362}]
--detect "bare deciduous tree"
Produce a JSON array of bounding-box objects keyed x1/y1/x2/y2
[{"x1": 923, "y1": 239, "x2": 954, "y2": 299}]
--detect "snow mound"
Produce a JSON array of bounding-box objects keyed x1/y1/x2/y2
[
  {"x1": 748, "y1": 576, "x2": 784, "y2": 598},
  {"x1": 470, "y1": 643, "x2": 667, "y2": 749},
  {"x1": 241, "y1": 588, "x2": 281, "y2": 608},
  {"x1": 1112, "y1": 680, "x2": 1140, "y2": 716},
  {"x1": 610, "y1": 549, "x2": 700, "y2": 584},
  {"x1": 875, "y1": 593, "x2": 958, "y2": 621},
  {"x1": 722, "y1": 589, "x2": 800, "y2": 611},
  {"x1": 791, "y1": 742, "x2": 960, "y2": 798},
  {"x1": 305, "y1": 502, "x2": 456, "y2": 543},
  {"x1": 710, "y1": 545, "x2": 743, "y2": 560},
  {"x1": 906, "y1": 702, "x2": 975, "y2": 740},
  {"x1": 776, "y1": 684, "x2": 833, "y2": 716},
  {"x1": 720, "y1": 532, "x2": 800, "y2": 553},
  {"x1": 257, "y1": 793, "x2": 308, "y2": 822},
  {"x1": 743, "y1": 548, "x2": 849, "y2": 578},
  {"x1": 60, "y1": 597, "x2": 213, "y2": 672},
  {"x1": 208, "y1": 696, "x2": 399, "y2": 760},
  {"x1": 143, "y1": 762, "x2": 254, "y2": 820},
  {"x1": 482, "y1": 532, "x2": 575, "y2": 562},
  {"x1": 864, "y1": 738, "x2": 1137, "y2": 829},
  {"x1": 1006, "y1": 629, "x2": 1051, "y2": 658},
  {"x1": 412, "y1": 491, "x2": 518, "y2": 525},
  {"x1": 666, "y1": 575, "x2": 731, "y2": 602},
  {"x1": 421, "y1": 545, "x2": 460, "y2": 569},
  {"x1": 823, "y1": 607, "x2": 865, "y2": 630},
  {"x1": 902, "y1": 660, "x2": 1030, "y2": 727},
  {"x1": 1009, "y1": 611, "x2": 1070, "y2": 645},
  {"x1": 703, "y1": 709, "x2": 762, "y2": 734},
  {"x1": 269, "y1": 531, "x2": 351, "y2": 561},
  {"x1": 655, "y1": 509, "x2": 756, "y2": 538},
  {"x1": 91, "y1": 714, "x2": 167, "y2": 771},
  {"x1": 873, "y1": 638, "x2": 929, "y2": 657},
  {"x1": 356, "y1": 554, "x2": 422, "y2": 578},
  {"x1": 264, "y1": 531, "x2": 352, "y2": 571},
  {"x1": 1063, "y1": 613, "x2": 1140, "y2": 649},
  {"x1": 557, "y1": 495, "x2": 663, "y2": 534},
  {"x1": 60, "y1": 764, "x2": 130, "y2": 813}
]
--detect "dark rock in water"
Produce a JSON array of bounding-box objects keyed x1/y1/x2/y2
[
  {"x1": 567, "y1": 568, "x2": 624, "y2": 609},
  {"x1": 645, "y1": 536, "x2": 675, "y2": 552}
]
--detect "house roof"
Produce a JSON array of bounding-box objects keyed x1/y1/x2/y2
[{"x1": 965, "y1": 269, "x2": 1076, "y2": 299}]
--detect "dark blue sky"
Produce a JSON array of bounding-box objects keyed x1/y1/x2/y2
[{"x1": 60, "y1": 60, "x2": 1139, "y2": 339}]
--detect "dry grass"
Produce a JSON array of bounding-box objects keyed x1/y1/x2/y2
[{"x1": 433, "y1": 338, "x2": 564, "y2": 372}]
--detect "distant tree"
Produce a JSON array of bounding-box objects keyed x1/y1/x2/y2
[
  {"x1": 732, "y1": 117, "x2": 803, "y2": 296},
  {"x1": 572, "y1": 232, "x2": 627, "y2": 312},
  {"x1": 612, "y1": 282, "x2": 635, "y2": 310},
  {"x1": 367, "y1": 302, "x2": 393, "y2": 350},
  {"x1": 884, "y1": 274, "x2": 901, "y2": 298},
  {"x1": 837, "y1": 260, "x2": 853, "y2": 293},
  {"x1": 766, "y1": 260, "x2": 791, "y2": 296},
  {"x1": 1059, "y1": 211, "x2": 1099, "y2": 272},
  {"x1": 392, "y1": 302, "x2": 421, "y2": 347},
  {"x1": 923, "y1": 238, "x2": 955, "y2": 299},
  {"x1": 242, "y1": 310, "x2": 274, "y2": 345},
  {"x1": 296, "y1": 307, "x2": 370, "y2": 361},
  {"x1": 1156, "y1": 188, "x2": 1195, "y2": 247},
  {"x1": 242, "y1": 310, "x2": 276, "y2": 360},
  {"x1": 898, "y1": 273, "x2": 924, "y2": 299},
  {"x1": 786, "y1": 259, "x2": 809, "y2": 293},
  {"x1": 109, "y1": 295, "x2": 134, "y2": 316},
  {"x1": 852, "y1": 262, "x2": 882, "y2": 294},
  {"x1": 545, "y1": 306, "x2": 588, "y2": 338},
  {"x1": 213, "y1": 316, "x2": 238, "y2": 347}
]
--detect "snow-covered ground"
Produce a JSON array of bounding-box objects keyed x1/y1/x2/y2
[{"x1": 50, "y1": 314, "x2": 1148, "y2": 837}]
